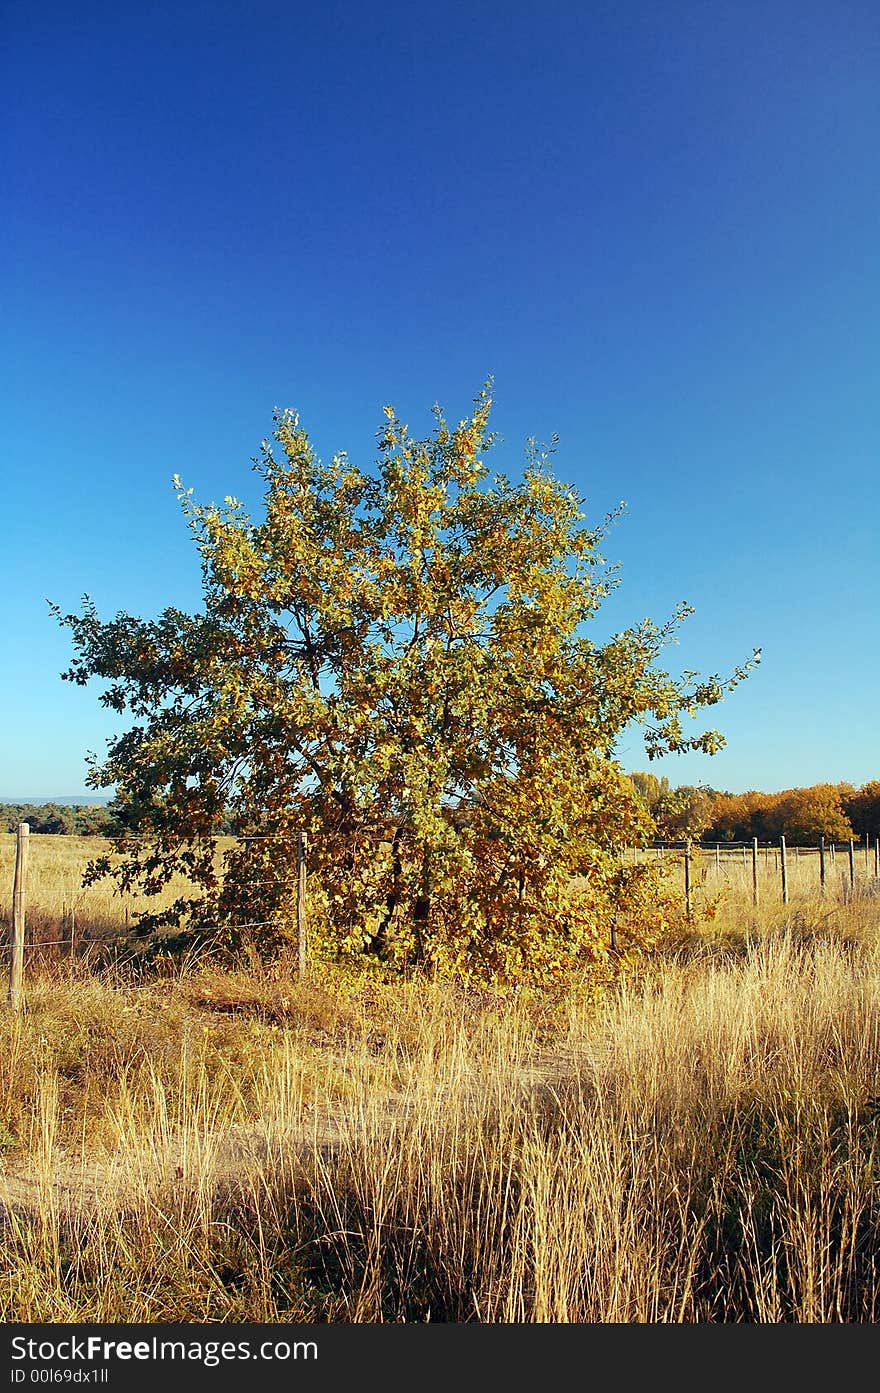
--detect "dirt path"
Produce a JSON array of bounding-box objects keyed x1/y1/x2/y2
[{"x1": 0, "y1": 1038, "x2": 603, "y2": 1228}]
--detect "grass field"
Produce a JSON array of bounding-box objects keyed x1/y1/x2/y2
[{"x1": 2, "y1": 835, "x2": 880, "y2": 1322}]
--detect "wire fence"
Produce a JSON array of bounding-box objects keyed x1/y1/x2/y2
[
  {"x1": 0, "y1": 826, "x2": 312, "y2": 1004},
  {"x1": 2, "y1": 826, "x2": 879, "y2": 1006},
  {"x1": 628, "y1": 835, "x2": 880, "y2": 917}
]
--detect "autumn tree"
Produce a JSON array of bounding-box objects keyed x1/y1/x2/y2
[
  {"x1": 704, "y1": 784, "x2": 856, "y2": 843},
  {"x1": 765, "y1": 785, "x2": 853, "y2": 843},
  {"x1": 652, "y1": 784, "x2": 715, "y2": 840},
  {"x1": 844, "y1": 782, "x2": 880, "y2": 838},
  {"x1": 628, "y1": 771, "x2": 670, "y2": 813},
  {"x1": 628, "y1": 774, "x2": 714, "y2": 839},
  {"x1": 54, "y1": 388, "x2": 758, "y2": 981}
]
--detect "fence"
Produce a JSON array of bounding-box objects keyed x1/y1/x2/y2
[
  {"x1": 5, "y1": 824, "x2": 880, "y2": 1007},
  {"x1": 2, "y1": 822, "x2": 310, "y2": 1010},
  {"x1": 634, "y1": 834, "x2": 880, "y2": 921}
]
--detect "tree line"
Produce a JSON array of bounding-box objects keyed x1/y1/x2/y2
[
  {"x1": 1, "y1": 802, "x2": 120, "y2": 836},
  {"x1": 630, "y1": 774, "x2": 880, "y2": 844},
  {"x1": 7, "y1": 780, "x2": 877, "y2": 848}
]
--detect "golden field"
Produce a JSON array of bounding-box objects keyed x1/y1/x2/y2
[{"x1": 1, "y1": 834, "x2": 880, "y2": 1322}]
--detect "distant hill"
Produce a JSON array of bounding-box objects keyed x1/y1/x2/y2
[{"x1": 0, "y1": 795, "x2": 113, "y2": 806}]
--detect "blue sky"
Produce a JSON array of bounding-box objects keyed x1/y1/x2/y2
[{"x1": 2, "y1": 0, "x2": 878, "y2": 798}]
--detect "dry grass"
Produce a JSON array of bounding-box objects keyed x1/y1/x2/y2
[
  {"x1": 0, "y1": 833, "x2": 210, "y2": 951},
  {"x1": 1, "y1": 837, "x2": 880, "y2": 1322}
]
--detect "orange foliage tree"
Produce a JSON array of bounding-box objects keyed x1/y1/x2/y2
[{"x1": 704, "y1": 784, "x2": 856, "y2": 843}]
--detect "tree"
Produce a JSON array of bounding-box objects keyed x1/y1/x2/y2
[
  {"x1": 2, "y1": 802, "x2": 77, "y2": 834},
  {"x1": 628, "y1": 774, "x2": 716, "y2": 840},
  {"x1": 704, "y1": 784, "x2": 856, "y2": 844},
  {"x1": 74, "y1": 803, "x2": 121, "y2": 837},
  {"x1": 628, "y1": 771, "x2": 669, "y2": 814},
  {"x1": 53, "y1": 388, "x2": 759, "y2": 981},
  {"x1": 652, "y1": 784, "x2": 715, "y2": 840},
  {"x1": 844, "y1": 782, "x2": 880, "y2": 838},
  {"x1": 703, "y1": 790, "x2": 764, "y2": 841},
  {"x1": 765, "y1": 785, "x2": 853, "y2": 844}
]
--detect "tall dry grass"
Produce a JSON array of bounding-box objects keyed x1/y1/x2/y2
[
  {"x1": 1, "y1": 836, "x2": 880, "y2": 1321},
  {"x1": 0, "y1": 833, "x2": 201, "y2": 949}
]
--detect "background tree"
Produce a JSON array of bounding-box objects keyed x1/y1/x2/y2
[
  {"x1": 628, "y1": 773, "x2": 715, "y2": 840},
  {"x1": 628, "y1": 771, "x2": 670, "y2": 814},
  {"x1": 54, "y1": 389, "x2": 758, "y2": 981},
  {"x1": 843, "y1": 782, "x2": 880, "y2": 839},
  {"x1": 701, "y1": 790, "x2": 758, "y2": 842},
  {"x1": 703, "y1": 784, "x2": 856, "y2": 844},
  {"x1": 763, "y1": 785, "x2": 853, "y2": 844},
  {"x1": 73, "y1": 804, "x2": 121, "y2": 837},
  {"x1": 651, "y1": 784, "x2": 715, "y2": 840},
  {"x1": 2, "y1": 803, "x2": 77, "y2": 834}
]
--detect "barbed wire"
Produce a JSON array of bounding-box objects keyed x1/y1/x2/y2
[
  {"x1": 1, "y1": 824, "x2": 446, "y2": 847},
  {"x1": 3, "y1": 830, "x2": 876, "y2": 959},
  {"x1": 0, "y1": 914, "x2": 292, "y2": 951}
]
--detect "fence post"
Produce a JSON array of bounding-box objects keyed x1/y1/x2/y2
[
  {"x1": 819, "y1": 835, "x2": 826, "y2": 897},
  {"x1": 866, "y1": 832, "x2": 871, "y2": 871},
  {"x1": 751, "y1": 837, "x2": 759, "y2": 907},
  {"x1": 296, "y1": 831, "x2": 308, "y2": 979},
  {"x1": 684, "y1": 840, "x2": 693, "y2": 922},
  {"x1": 849, "y1": 839, "x2": 855, "y2": 897},
  {"x1": 8, "y1": 822, "x2": 29, "y2": 1010},
  {"x1": 780, "y1": 835, "x2": 788, "y2": 905},
  {"x1": 875, "y1": 836, "x2": 879, "y2": 880}
]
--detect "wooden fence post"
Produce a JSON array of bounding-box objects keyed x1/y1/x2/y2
[
  {"x1": 684, "y1": 840, "x2": 693, "y2": 923},
  {"x1": 849, "y1": 839, "x2": 855, "y2": 897},
  {"x1": 819, "y1": 835, "x2": 826, "y2": 897},
  {"x1": 875, "y1": 836, "x2": 879, "y2": 880},
  {"x1": 297, "y1": 832, "x2": 308, "y2": 979},
  {"x1": 751, "y1": 837, "x2": 759, "y2": 907},
  {"x1": 8, "y1": 822, "x2": 29, "y2": 1010},
  {"x1": 780, "y1": 835, "x2": 788, "y2": 905}
]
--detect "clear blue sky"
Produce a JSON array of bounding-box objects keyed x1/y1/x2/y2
[{"x1": 2, "y1": 0, "x2": 878, "y2": 798}]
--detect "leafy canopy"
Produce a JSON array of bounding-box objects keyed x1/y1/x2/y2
[
  {"x1": 703, "y1": 784, "x2": 857, "y2": 844},
  {"x1": 54, "y1": 387, "x2": 759, "y2": 980}
]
